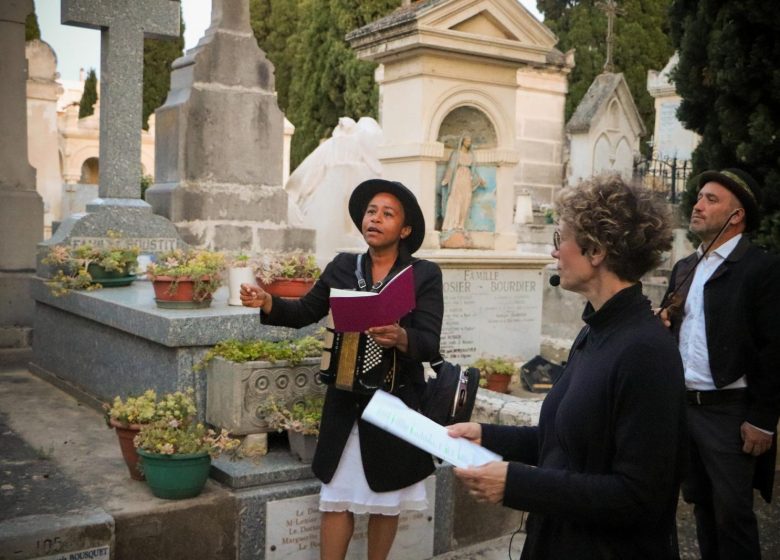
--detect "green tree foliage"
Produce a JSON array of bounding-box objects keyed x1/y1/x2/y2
[
  {"x1": 670, "y1": 0, "x2": 780, "y2": 249},
  {"x1": 541, "y1": 0, "x2": 674, "y2": 151},
  {"x1": 142, "y1": 13, "x2": 185, "y2": 129},
  {"x1": 25, "y1": 9, "x2": 41, "y2": 41},
  {"x1": 78, "y1": 68, "x2": 98, "y2": 119},
  {"x1": 250, "y1": 0, "x2": 400, "y2": 169}
]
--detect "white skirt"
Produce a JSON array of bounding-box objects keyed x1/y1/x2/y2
[{"x1": 319, "y1": 423, "x2": 428, "y2": 515}]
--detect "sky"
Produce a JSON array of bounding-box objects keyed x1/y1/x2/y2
[{"x1": 38, "y1": 0, "x2": 544, "y2": 82}]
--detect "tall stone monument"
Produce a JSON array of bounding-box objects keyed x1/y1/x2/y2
[
  {"x1": 146, "y1": 0, "x2": 314, "y2": 253},
  {"x1": 37, "y1": 0, "x2": 186, "y2": 262},
  {"x1": 0, "y1": 0, "x2": 45, "y2": 363}
]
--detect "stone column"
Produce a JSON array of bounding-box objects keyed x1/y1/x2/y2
[{"x1": 0, "y1": 0, "x2": 44, "y2": 362}]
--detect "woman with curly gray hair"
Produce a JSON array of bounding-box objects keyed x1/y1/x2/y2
[{"x1": 450, "y1": 175, "x2": 688, "y2": 558}]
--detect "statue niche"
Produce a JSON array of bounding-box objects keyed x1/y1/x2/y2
[{"x1": 436, "y1": 107, "x2": 497, "y2": 249}]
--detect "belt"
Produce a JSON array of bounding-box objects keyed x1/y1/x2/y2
[{"x1": 686, "y1": 388, "x2": 748, "y2": 406}]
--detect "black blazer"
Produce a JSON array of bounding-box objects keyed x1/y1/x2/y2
[
  {"x1": 664, "y1": 236, "x2": 780, "y2": 499},
  {"x1": 261, "y1": 250, "x2": 443, "y2": 491}
]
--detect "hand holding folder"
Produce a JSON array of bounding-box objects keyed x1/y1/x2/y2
[{"x1": 329, "y1": 264, "x2": 416, "y2": 332}]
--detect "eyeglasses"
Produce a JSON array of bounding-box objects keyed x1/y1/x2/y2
[{"x1": 553, "y1": 230, "x2": 561, "y2": 251}]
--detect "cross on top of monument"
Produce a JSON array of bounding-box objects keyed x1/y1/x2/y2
[
  {"x1": 61, "y1": 0, "x2": 180, "y2": 204},
  {"x1": 596, "y1": 0, "x2": 625, "y2": 74}
]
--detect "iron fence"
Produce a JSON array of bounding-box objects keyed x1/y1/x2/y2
[{"x1": 634, "y1": 154, "x2": 692, "y2": 204}]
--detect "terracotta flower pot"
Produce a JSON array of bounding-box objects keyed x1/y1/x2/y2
[
  {"x1": 485, "y1": 373, "x2": 511, "y2": 394},
  {"x1": 109, "y1": 418, "x2": 145, "y2": 481},
  {"x1": 258, "y1": 278, "x2": 315, "y2": 298},
  {"x1": 151, "y1": 276, "x2": 214, "y2": 309}
]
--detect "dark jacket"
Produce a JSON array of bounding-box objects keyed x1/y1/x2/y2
[
  {"x1": 664, "y1": 236, "x2": 780, "y2": 500},
  {"x1": 261, "y1": 250, "x2": 443, "y2": 492},
  {"x1": 482, "y1": 284, "x2": 687, "y2": 559}
]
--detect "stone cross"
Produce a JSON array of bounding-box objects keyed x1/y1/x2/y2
[
  {"x1": 596, "y1": 0, "x2": 624, "y2": 73},
  {"x1": 61, "y1": 0, "x2": 180, "y2": 202}
]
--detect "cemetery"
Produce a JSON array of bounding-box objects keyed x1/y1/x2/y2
[{"x1": 1, "y1": 0, "x2": 777, "y2": 559}]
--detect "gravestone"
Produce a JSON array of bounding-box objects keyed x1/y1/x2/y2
[
  {"x1": 0, "y1": 0, "x2": 44, "y2": 363},
  {"x1": 146, "y1": 0, "x2": 314, "y2": 254}
]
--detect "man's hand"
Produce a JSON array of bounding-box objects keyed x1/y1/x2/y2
[
  {"x1": 655, "y1": 306, "x2": 671, "y2": 328},
  {"x1": 741, "y1": 422, "x2": 773, "y2": 456},
  {"x1": 454, "y1": 461, "x2": 508, "y2": 504}
]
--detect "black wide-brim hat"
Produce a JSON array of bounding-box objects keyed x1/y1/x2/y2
[
  {"x1": 349, "y1": 179, "x2": 426, "y2": 254},
  {"x1": 696, "y1": 168, "x2": 760, "y2": 232}
]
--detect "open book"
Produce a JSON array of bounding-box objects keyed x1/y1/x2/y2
[{"x1": 329, "y1": 264, "x2": 416, "y2": 332}]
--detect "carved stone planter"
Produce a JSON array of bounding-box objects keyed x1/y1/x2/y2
[{"x1": 206, "y1": 356, "x2": 324, "y2": 435}]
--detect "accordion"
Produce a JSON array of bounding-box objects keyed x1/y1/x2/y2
[{"x1": 319, "y1": 311, "x2": 396, "y2": 394}]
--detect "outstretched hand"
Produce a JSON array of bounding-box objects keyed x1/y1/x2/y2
[{"x1": 239, "y1": 283, "x2": 272, "y2": 313}]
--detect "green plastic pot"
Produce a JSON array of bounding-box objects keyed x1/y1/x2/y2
[{"x1": 136, "y1": 449, "x2": 211, "y2": 499}]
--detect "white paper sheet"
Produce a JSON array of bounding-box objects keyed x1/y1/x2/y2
[{"x1": 361, "y1": 390, "x2": 502, "y2": 468}]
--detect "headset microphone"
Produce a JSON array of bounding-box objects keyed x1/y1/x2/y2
[{"x1": 549, "y1": 274, "x2": 560, "y2": 287}]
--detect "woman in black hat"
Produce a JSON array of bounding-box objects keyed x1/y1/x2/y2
[{"x1": 240, "y1": 179, "x2": 443, "y2": 560}]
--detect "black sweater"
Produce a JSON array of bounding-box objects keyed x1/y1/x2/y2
[{"x1": 482, "y1": 284, "x2": 687, "y2": 559}]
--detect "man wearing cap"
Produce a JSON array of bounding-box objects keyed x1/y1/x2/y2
[{"x1": 662, "y1": 168, "x2": 780, "y2": 558}]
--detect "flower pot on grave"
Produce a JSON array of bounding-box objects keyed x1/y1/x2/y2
[
  {"x1": 151, "y1": 276, "x2": 214, "y2": 309},
  {"x1": 228, "y1": 267, "x2": 256, "y2": 306},
  {"x1": 136, "y1": 449, "x2": 211, "y2": 500},
  {"x1": 288, "y1": 430, "x2": 318, "y2": 463},
  {"x1": 109, "y1": 418, "x2": 145, "y2": 481},
  {"x1": 485, "y1": 373, "x2": 511, "y2": 394},
  {"x1": 257, "y1": 278, "x2": 315, "y2": 298},
  {"x1": 87, "y1": 263, "x2": 136, "y2": 287}
]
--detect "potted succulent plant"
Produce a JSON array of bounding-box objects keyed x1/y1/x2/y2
[
  {"x1": 261, "y1": 395, "x2": 324, "y2": 463},
  {"x1": 472, "y1": 357, "x2": 517, "y2": 394},
  {"x1": 146, "y1": 249, "x2": 226, "y2": 308},
  {"x1": 227, "y1": 252, "x2": 255, "y2": 306},
  {"x1": 104, "y1": 389, "x2": 197, "y2": 480},
  {"x1": 134, "y1": 419, "x2": 239, "y2": 500},
  {"x1": 42, "y1": 240, "x2": 140, "y2": 296},
  {"x1": 255, "y1": 250, "x2": 321, "y2": 298}
]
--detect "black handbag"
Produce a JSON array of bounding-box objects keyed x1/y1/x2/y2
[{"x1": 421, "y1": 357, "x2": 480, "y2": 426}]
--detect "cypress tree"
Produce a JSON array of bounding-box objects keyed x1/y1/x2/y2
[
  {"x1": 78, "y1": 68, "x2": 98, "y2": 119},
  {"x1": 26, "y1": 9, "x2": 41, "y2": 41},
  {"x1": 670, "y1": 0, "x2": 780, "y2": 249},
  {"x1": 142, "y1": 10, "x2": 185, "y2": 129},
  {"x1": 541, "y1": 0, "x2": 674, "y2": 152},
  {"x1": 250, "y1": 0, "x2": 400, "y2": 170}
]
